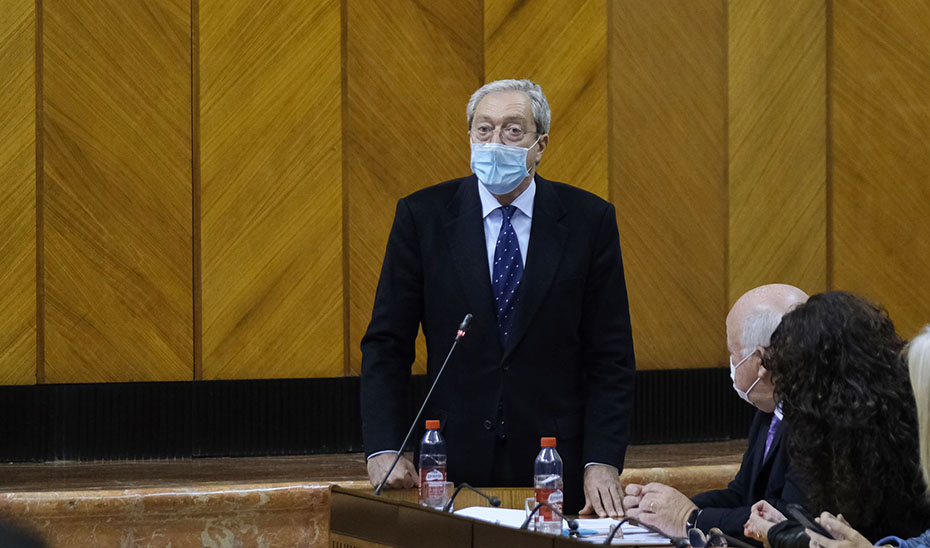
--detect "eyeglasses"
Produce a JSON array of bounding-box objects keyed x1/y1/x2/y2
[{"x1": 469, "y1": 123, "x2": 537, "y2": 146}]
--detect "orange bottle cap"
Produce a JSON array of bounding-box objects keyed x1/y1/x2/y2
[
  {"x1": 541, "y1": 437, "x2": 557, "y2": 447},
  {"x1": 425, "y1": 420, "x2": 440, "y2": 430}
]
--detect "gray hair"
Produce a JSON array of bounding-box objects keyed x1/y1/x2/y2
[
  {"x1": 466, "y1": 79, "x2": 551, "y2": 134},
  {"x1": 739, "y1": 307, "x2": 784, "y2": 356}
]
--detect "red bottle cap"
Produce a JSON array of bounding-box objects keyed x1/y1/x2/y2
[
  {"x1": 425, "y1": 420, "x2": 440, "y2": 430},
  {"x1": 541, "y1": 437, "x2": 557, "y2": 447}
]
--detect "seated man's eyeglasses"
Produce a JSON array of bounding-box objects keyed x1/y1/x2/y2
[{"x1": 470, "y1": 123, "x2": 537, "y2": 146}]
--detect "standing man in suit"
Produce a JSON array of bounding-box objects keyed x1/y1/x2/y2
[
  {"x1": 622, "y1": 284, "x2": 808, "y2": 542},
  {"x1": 360, "y1": 79, "x2": 635, "y2": 516}
]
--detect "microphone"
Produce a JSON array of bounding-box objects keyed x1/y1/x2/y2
[
  {"x1": 520, "y1": 502, "x2": 579, "y2": 534},
  {"x1": 709, "y1": 528, "x2": 758, "y2": 548},
  {"x1": 373, "y1": 314, "x2": 473, "y2": 496},
  {"x1": 442, "y1": 482, "x2": 501, "y2": 512},
  {"x1": 603, "y1": 518, "x2": 629, "y2": 544},
  {"x1": 626, "y1": 517, "x2": 689, "y2": 548}
]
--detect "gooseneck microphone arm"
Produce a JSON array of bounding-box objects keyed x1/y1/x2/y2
[
  {"x1": 442, "y1": 482, "x2": 501, "y2": 512},
  {"x1": 520, "y1": 502, "x2": 579, "y2": 533},
  {"x1": 626, "y1": 517, "x2": 690, "y2": 548},
  {"x1": 709, "y1": 528, "x2": 758, "y2": 548},
  {"x1": 373, "y1": 314, "x2": 473, "y2": 496}
]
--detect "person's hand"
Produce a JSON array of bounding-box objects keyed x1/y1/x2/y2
[
  {"x1": 754, "y1": 500, "x2": 787, "y2": 523},
  {"x1": 622, "y1": 483, "x2": 644, "y2": 511},
  {"x1": 367, "y1": 453, "x2": 419, "y2": 489},
  {"x1": 744, "y1": 500, "x2": 786, "y2": 545},
  {"x1": 579, "y1": 464, "x2": 624, "y2": 518},
  {"x1": 807, "y1": 512, "x2": 874, "y2": 548},
  {"x1": 624, "y1": 482, "x2": 696, "y2": 538}
]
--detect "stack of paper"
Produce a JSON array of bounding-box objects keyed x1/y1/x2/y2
[{"x1": 454, "y1": 507, "x2": 673, "y2": 545}]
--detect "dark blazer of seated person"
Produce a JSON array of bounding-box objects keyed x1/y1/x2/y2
[{"x1": 690, "y1": 409, "x2": 804, "y2": 542}]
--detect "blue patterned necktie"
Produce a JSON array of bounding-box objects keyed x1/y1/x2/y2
[{"x1": 492, "y1": 205, "x2": 523, "y2": 344}]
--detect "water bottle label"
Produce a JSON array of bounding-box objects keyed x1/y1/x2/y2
[
  {"x1": 535, "y1": 488, "x2": 563, "y2": 522},
  {"x1": 418, "y1": 468, "x2": 447, "y2": 508}
]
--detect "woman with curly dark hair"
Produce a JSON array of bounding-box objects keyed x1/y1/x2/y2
[{"x1": 743, "y1": 291, "x2": 929, "y2": 548}]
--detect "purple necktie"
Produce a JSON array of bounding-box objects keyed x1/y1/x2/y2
[
  {"x1": 492, "y1": 206, "x2": 523, "y2": 344},
  {"x1": 764, "y1": 414, "x2": 781, "y2": 460}
]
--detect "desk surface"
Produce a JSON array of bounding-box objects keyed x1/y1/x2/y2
[{"x1": 0, "y1": 440, "x2": 744, "y2": 492}]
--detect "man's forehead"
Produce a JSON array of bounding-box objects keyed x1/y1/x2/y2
[{"x1": 474, "y1": 91, "x2": 533, "y2": 119}]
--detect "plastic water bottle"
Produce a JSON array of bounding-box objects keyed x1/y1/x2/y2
[
  {"x1": 534, "y1": 437, "x2": 564, "y2": 534},
  {"x1": 418, "y1": 419, "x2": 447, "y2": 510}
]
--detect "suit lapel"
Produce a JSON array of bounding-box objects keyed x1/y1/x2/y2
[
  {"x1": 503, "y1": 176, "x2": 568, "y2": 359},
  {"x1": 443, "y1": 177, "x2": 503, "y2": 353}
]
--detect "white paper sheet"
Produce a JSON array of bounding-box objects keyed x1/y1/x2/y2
[{"x1": 453, "y1": 508, "x2": 673, "y2": 545}]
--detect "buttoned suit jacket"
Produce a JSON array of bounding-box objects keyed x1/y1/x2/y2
[{"x1": 360, "y1": 174, "x2": 636, "y2": 512}]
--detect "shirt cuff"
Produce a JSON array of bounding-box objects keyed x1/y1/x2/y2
[
  {"x1": 367, "y1": 450, "x2": 399, "y2": 461},
  {"x1": 584, "y1": 462, "x2": 618, "y2": 471}
]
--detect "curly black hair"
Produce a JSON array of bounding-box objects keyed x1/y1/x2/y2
[{"x1": 765, "y1": 291, "x2": 927, "y2": 536}]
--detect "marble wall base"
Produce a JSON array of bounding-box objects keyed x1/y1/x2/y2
[{"x1": 0, "y1": 483, "x2": 331, "y2": 548}]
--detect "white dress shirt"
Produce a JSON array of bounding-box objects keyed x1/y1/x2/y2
[{"x1": 477, "y1": 178, "x2": 535, "y2": 278}]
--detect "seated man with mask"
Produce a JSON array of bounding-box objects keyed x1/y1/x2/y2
[{"x1": 622, "y1": 284, "x2": 808, "y2": 542}]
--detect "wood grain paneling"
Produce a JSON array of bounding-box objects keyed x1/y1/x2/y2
[
  {"x1": 0, "y1": 0, "x2": 36, "y2": 385},
  {"x1": 728, "y1": 0, "x2": 828, "y2": 304},
  {"x1": 608, "y1": 0, "x2": 728, "y2": 369},
  {"x1": 201, "y1": 0, "x2": 343, "y2": 379},
  {"x1": 484, "y1": 0, "x2": 608, "y2": 199},
  {"x1": 43, "y1": 0, "x2": 193, "y2": 382},
  {"x1": 345, "y1": 0, "x2": 482, "y2": 375},
  {"x1": 832, "y1": 0, "x2": 930, "y2": 338}
]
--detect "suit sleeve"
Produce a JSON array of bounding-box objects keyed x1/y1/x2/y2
[
  {"x1": 693, "y1": 468, "x2": 806, "y2": 540},
  {"x1": 360, "y1": 199, "x2": 424, "y2": 457},
  {"x1": 580, "y1": 204, "x2": 636, "y2": 469},
  {"x1": 691, "y1": 414, "x2": 807, "y2": 539},
  {"x1": 689, "y1": 413, "x2": 761, "y2": 530}
]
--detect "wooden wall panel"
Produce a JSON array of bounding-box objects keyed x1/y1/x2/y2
[
  {"x1": 832, "y1": 0, "x2": 930, "y2": 338},
  {"x1": 0, "y1": 0, "x2": 36, "y2": 385},
  {"x1": 201, "y1": 0, "x2": 343, "y2": 379},
  {"x1": 608, "y1": 1, "x2": 728, "y2": 369},
  {"x1": 484, "y1": 0, "x2": 608, "y2": 199},
  {"x1": 728, "y1": 0, "x2": 828, "y2": 304},
  {"x1": 345, "y1": 0, "x2": 482, "y2": 375},
  {"x1": 43, "y1": 0, "x2": 193, "y2": 382}
]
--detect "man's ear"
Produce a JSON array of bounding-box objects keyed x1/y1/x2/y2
[{"x1": 534, "y1": 134, "x2": 549, "y2": 165}]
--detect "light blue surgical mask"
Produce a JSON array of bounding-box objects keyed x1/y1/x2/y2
[{"x1": 470, "y1": 136, "x2": 541, "y2": 195}]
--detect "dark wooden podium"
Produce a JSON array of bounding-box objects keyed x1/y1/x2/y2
[{"x1": 329, "y1": 486, "x2": 594, "y2": 548}]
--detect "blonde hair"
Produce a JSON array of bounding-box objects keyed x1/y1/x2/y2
[{"x1": 908, "y1": 324, "x2": 930, "y2": 496}]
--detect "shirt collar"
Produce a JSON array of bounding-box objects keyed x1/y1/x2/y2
[
  {"x1": 477, "y1": 177, "x2": 536, "y2": 220},
  {"x1": 773, "y1": 403, "x2": 783, "y2": 420}
]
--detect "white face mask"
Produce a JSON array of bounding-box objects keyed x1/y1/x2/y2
[{"x1": 729, "y1": 349, "x2": 761, "y2": 405}]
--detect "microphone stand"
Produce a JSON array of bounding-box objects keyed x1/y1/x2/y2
[
  {"x1": 603, "y1": 518, "x2": 630, "y2": 544},
  {"x1": 373, "y1": 314, "x2": 473, "y2": 496},
  {"x1": 709, "y1": 528, "x2": 758, "y2": 548}
]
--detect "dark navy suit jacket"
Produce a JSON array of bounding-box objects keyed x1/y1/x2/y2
[{"x1": 360, "y1": 174, "x2": 636, "y2": 512}]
